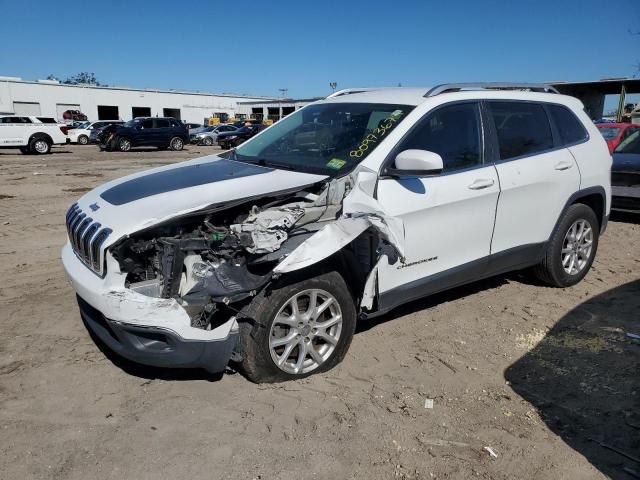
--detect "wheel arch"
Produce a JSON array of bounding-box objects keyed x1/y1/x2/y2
[
  {"x1": 566, "y1": 186, "x2": 607, "y2": 233},
  {"x1": 29, "y1": 132, "x2": 53, "y2": 145}
]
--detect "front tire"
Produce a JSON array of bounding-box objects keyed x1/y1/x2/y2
[
  {"x1": 169, "y1": 136, "x2": 184, "y2": 151},
  {"x1": 78, "y1": 135, "x2": 89, "y2": 145},
  {"x1": 117, "y1": 137, "x2": 132, "y2": 152},
  {"x1": 203, "y1": 136, "x2": 214, "y2": 146},
  {"x1": 533, "y1": 203, "x2": 599, "y2": 287},
  {"x1": 237, "y1": 271, "x2": 356, "y2": 383}
]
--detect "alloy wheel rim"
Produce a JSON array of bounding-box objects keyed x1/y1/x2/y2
[
  {"x1": 269, "y1": 289, "x2": 342, "y2": 375},
  {"x1": 172, "y1": 138, "x2": 183, "y2": 149},
  {"x1": 79, "y1": 136, "x2": 88, "y2": 145},
  {"x1": 120, "y1": 139, "x2": 131, "y2": 151},
  {"x1": 561, "y1": 219, "x2": 593, "y2": 275},
  {"x1": 34, "y1": 140, "x2": 48, "y2": 153}
]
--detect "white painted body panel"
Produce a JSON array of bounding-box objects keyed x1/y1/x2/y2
[
  {"x1": 490, "y1": 148, "x2": 581, "y2": 253},
  {"x1": 68, "y1": 127, "x2": 90, "y2": 143},
  {"x1": 72, "y1": 154, "x2": 327, "y2": 251},
  {"x1": 376, "y1": 166, "x2": 500, "y2": 292}
]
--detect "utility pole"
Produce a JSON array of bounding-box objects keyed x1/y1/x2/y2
[{"x1": 329, "y1": 82, "x2": 337, "y2": 93}]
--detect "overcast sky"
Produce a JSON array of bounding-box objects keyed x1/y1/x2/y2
[{"x1": 1, "y1": 0, "x2": 638, "y2": 109}]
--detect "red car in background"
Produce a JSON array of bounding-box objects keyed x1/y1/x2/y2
[{"x1": 596, "y1": 123, "x2": 640, "y2": 153}]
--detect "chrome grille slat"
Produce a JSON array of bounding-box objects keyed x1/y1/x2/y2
[{"x1": 65, "y1": 204, "x2": 112, "y2": 277}]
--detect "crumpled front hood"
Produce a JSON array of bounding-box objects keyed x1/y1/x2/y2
[{"x1": 71, "y1": 154, "x2": 328, "y2": 248}]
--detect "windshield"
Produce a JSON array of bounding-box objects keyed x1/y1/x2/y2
[
  {"x1": 234, "y1": 102, "x2": 414, "y2": 175},
  {"x1": 123, "y1": 119, "x2": 141, "y2": 128},
  {"x1": 597, "y1": 126, "x2": 621, "y2": 140},
  {"x1": 614, "y1": 130, "x2": 640, "y2": 153}
]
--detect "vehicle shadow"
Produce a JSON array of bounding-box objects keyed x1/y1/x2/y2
[
  {"x1": 505, "y1": 280, "x2": 640, "y2": 479},
  {"x1": 83, "y1": 320, "x2": 226, "y2": 382},
  {"x1": 357, "y1": 275, "x2": 508, "y2": 333},
  {"x1": 610, "y1": 210, "x2": 640, "y2": 225}
]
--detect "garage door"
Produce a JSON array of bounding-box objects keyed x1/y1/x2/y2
[
  {"x1": 13, "y1": 102, "x2": 41, "y2": 116},
  {"x1": 56, "y1": 104, "x2": 81, "y2": 121}
]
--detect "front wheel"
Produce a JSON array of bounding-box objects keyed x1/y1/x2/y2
[
  {"x1": 169, "y1": 137, "x2": 184, "y2": 151},
  {"x1": 78, "y1": 135, "x2": 89, "y2": 145},
  {"x1": 237, "y1": 271, "x2": 356, "y2": 383},
  {"x1": 117, "y1": 137, "x2": 132, "y2": 152},
  {"x1": 533, "y1": 203, "x2": 599, "y2": 287},
  {"x1": 203, "y1": 136, "x2": 214, "y2": 146}
]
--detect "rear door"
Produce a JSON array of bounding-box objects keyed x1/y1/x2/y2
[
  {"x1": 376, "y1": 101, "x2": 500, "y2": 301},
  {"x1": 154, "y1": 118, "x2": 172, "y2": 146},
  {"x1": 488, "y1": 101, "x2": 581, "y2": 255}
]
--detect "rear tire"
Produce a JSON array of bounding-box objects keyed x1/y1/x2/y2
[
  {"x1": 169, "y1": 137, "x2": 184, "y2": 151},
  {"x1": 29, "y1": 137, "x2": 51, "y2": 154},
  {"x1": 533, "y1": 203, "x2": 599, "y2": 287},
  {"x1": 237, "y1": 270, "x2": 356, "y2": 383}
]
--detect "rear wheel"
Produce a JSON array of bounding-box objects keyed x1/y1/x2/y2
[
  {"x1": 78, "y1": 135, "x2": 89, "y2": 145},
  {"x1": 29, "y1": 137, "x2": 51, "y2": 154},
  {"x1": 237, "y1": 271, "x2": 356, "y2": 383},
  {"x1": 533, "y1": 204, "x2": 599, "y2": 287},
  {"x1": 169, "y1": 137, "x2": 184, "y2": 151}
]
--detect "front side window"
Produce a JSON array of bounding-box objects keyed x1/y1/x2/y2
[
  {"x1": 548, "y1": 104, "x2": 588, "y2": 145},
  {"x1": 395, "y1": 102, "x2": 482, "y2": 172},
  {"x1": 141, "y1": 119, "x2": 154, "y2": 129},
  {"x1": 156, "y1": 119, "x2": 171, "y2": 128},
  {"x1": 489, "y1": 102, "x2": 553, "y2": 160},
  {"x1": 234, "y1": 102, "x2": 414, "y2": 175}
]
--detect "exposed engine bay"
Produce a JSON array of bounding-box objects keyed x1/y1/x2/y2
[{"x1": 109, "y1": 175, "x2": 389, "y2": 330}]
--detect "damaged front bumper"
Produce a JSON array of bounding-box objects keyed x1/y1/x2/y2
[{"x1": 62, "y1": 244, "x2": 238, "y2": 373}]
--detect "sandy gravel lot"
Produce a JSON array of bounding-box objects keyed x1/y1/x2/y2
[{"x1": 0, "y1": 144, "x2": 638, "y2": 480}]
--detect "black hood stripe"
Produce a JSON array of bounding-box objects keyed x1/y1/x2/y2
[{"x1": 100, "y1": 159, "x2": 273, "y2": 206}]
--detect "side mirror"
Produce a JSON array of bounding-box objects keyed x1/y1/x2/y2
[{"x1": 386, "y1": 149, "x2": 443, "y2": 177}]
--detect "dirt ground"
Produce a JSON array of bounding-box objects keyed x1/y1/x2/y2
[{"x1": 0, "y1": 144, "x2": 638, "y2": 480}]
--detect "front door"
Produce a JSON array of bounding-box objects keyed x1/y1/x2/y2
[{"x1": 375, "y1": 102, "x2": 500, "y2": 307}]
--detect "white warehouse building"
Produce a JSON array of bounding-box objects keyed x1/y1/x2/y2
[{"x1": 0, "y1": 76, "x2": 278, "y2": 124}]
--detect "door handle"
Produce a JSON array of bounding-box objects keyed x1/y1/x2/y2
[
  {"x1": 468, "y1": 178, "x2": 495, "y2": 190},
  {"x1": 555, "y1": 161, "x2": 573, "y2": 171}
]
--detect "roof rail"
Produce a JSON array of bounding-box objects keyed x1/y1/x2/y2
[
  {"x1": 326, "y1": 88, "x2": 380, "y2": 99},
  {"x1": 425, "y1": 82, "x2": 560, "y2": 97}
]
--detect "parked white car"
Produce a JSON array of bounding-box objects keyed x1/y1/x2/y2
[
  {"x1": 68, "y1": 120, "x2": 123, "y2": 145},
  {"x1": 62, "y1": 83, "x2": 611, "y2": 382},
  {"x1": 0, "y1": 115, "x2": 69, "y2": 154}
]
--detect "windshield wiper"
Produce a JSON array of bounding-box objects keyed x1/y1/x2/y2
[{"x1": 256, "y1": 159, "x2": 296, "y2": 171}]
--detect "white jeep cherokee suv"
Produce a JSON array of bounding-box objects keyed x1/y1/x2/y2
[
  {"x1": 0, "y1": 115, "x2": 69, "y2": 154},
  {"x1": 62, "y1": 83, "x2": 611, "y2": 383}
]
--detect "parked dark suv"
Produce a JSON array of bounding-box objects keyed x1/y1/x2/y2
[
  {"x1": 217, "y1": 123, "x2": 267, "y2": 149},
  {"x1": 97, "y1": 117, "x2": 189, "y2": 152}
]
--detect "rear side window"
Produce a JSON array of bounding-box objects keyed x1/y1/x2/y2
[
  {"x1": 397, "y1": 102, "x2": 482, "y2": 172},
  {"x1": 156, "y1": 119, "x2": 171, "y2": 128},
  {"x1": 1, "y1": 116, "x2": 32, "y2": 123},
  {"x1": 489, "y1": 102, "x2": 553, "y2": 160},
  {"x1": 547, "y1": 104, "x2": 588, "y2": 145},
  {"x1": 37, "y1": 117, "x2": 57, "y2": 124},
  {"x1": 169, "y1": 119, "x2": 181, "y2": 127}
]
